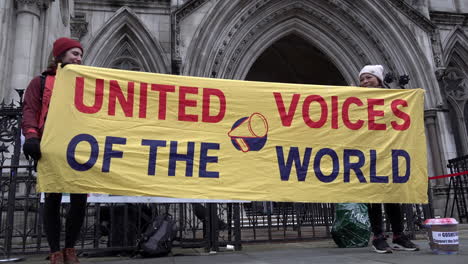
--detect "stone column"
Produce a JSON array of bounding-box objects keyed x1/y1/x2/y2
[
  {"x1": 424, "y1": 109, "x2": 445, "y2": 186},
  {"x1": 424, "y1": 109, "x2": 446, "y2": 217},
  {"x1": 8, "y1": 0, "x2": 47, "y2": 103}
]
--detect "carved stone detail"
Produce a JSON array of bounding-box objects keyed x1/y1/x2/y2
[
  {"x1": 430, "y1": 11, "x2": 468, "y2": 26},
  {"x1": 70, "y1": 13, "x2": 88, "y2": 41},
  {"x1": 329, "y1": 0, "x2": 395, "y2": 72},
  {"x1": 173, "y1": 0, "x2": 210, "y2": 60},
  {"x1": 427, "y1": 17, "x2": 450, "y2": 69},
  {"x1": 388, "y1": 0, "x2": 445, "y2": 69},
  {"x1": 15, "y1": 0, "x2": 39, "y2": 16},
  {"x1": 388, "y1": 0, "x2": 435, "y2": 32},
  {"x1": 175, "y1": 0, "x2": 209, "y2": 22},
  {"x1": 441, "y1": 68, "x2": 468, "y2": 101},
  {"x1": 15, "y1": 0, "x2": 43, "y2": 6},
  {"x1": 14, "y1": 0, "x2": 51, "y2": 16},
  {"x1": 208, "y1": 0, "x2": 381, "y2": 78},
  {"x1": 435, "y1": 68, "x2": 446, "y2": 81}
]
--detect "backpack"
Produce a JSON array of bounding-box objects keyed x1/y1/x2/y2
[{"x1": 136, "y1": 214, "x2": 177, "y2": 258}]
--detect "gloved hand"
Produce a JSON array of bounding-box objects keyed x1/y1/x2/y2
[{"x1": 23, "y1": 138, "x2": 41, "y2": 161}]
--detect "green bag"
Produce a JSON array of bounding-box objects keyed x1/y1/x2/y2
[{"x1": 331, "y1": 203, "x2": 371, "y2": 248}]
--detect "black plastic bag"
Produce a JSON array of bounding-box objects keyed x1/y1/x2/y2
[{"x1": 331, "y1": 203, "x2": 370, "y2": 248}]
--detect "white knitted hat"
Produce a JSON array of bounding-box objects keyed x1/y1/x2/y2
[{"x1": 359, "y1": 65, "x2": 384, "y2": 83}]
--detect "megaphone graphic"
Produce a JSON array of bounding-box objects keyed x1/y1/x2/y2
[{"x1": 228, "y1": 113, "x2": 269, "y2": 152}]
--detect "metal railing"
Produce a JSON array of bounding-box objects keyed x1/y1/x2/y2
[{"x1": 445, "y1": 155, "x2": 468, "y2": 223}]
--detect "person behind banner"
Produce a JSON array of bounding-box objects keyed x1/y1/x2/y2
[
  {"x1": 22, "y1": 37, "x2": 86, "y2": 264},
  {"x1": 359, "y1": 65, "x2": 420, "y2": 254}
]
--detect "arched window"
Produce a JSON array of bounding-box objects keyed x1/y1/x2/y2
[
  {"x1": 110, "y1": 57, "x2": 142, "y2": 71},
  {"x1": 442, "y1": 67, "x2": 468, "y2": 155},
  {"x1": 82, "y1": 7, "x2": 168, "y2": 73}
]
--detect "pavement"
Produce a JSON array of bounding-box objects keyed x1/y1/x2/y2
[{"x1": 6, "y1": 229, "x2": 468, "y2": 264}]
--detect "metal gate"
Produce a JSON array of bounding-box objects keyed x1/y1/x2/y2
[{"x1": 445, "y1": 156, "x2": 468, "y2": 222}]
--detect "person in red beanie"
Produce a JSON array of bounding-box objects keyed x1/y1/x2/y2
[{"x1": 22, "y1": 37, "x2": 86, "y2": 264}]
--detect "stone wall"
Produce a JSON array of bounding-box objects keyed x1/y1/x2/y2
[
  {"x1": 429, "y1": 0, "x2": 468, "y2": 13},
  {"x1": 0, "y1": 1, "x2": 16, "y2": 102}
]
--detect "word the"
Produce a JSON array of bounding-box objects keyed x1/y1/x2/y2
[{"x1": 66, "y1": 133, "x2": 220, "y2": 177}]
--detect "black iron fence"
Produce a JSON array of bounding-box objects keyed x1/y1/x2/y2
[
  {"x1": 445, "y1": 155, "x2": 468, "y2": 223},
  {"x1": 1, "y1": 94, "x2": 431, "y2": 258}
]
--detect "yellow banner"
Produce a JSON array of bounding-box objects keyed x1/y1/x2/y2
[{"x1": 38, "y1": 64, "x2": 427, "y2": 203}]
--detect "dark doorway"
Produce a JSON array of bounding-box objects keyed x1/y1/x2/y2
[{"x1": 245, "y1": 34, "x2": 347, "y2": 85}]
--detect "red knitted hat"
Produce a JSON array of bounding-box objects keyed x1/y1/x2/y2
[{"x1": 52, "y1": 37, "x2": 83, "y2": 57}]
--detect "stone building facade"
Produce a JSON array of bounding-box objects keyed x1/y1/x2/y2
[{"x1": 1, "y1": 0, "x2": 467, "y2": 215}]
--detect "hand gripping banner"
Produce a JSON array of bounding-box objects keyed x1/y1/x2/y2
[{"x1": 37, "y1": 64, "x2": 428, "y2": 203}]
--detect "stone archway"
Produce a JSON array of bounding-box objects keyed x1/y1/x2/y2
[
  {"x1": 184, "y1": 1, "x2": 372, "y2": 85},
  {"x1": 183, "y1": 0, "x2": 439, "y2": 106},
  {"x1": 245, "y1": 34, "x2": 346, "y2": 85}
]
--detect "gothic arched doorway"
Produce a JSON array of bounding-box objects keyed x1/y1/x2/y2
[{"x1": 245, "y1": 34, "x2": 347, "y2": 86}]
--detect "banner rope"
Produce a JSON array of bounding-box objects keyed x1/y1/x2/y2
[{"x1": 428, "y1": 170, "x2": 468, "y2": 180}]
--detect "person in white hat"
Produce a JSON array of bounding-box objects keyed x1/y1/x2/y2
[
  {"x1": 359, "y1": 65, "x2": 385, "y2": 88},
  {"x1": 358, "y1": 65, "x2": 420, "y2": 254}
]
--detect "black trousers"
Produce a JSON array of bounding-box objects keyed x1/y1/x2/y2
[
  {"x1": 191, "y1": 203, "x2": 226, "y2": 229},
  {"x1": 43, "y1": 193, "x2": 87, "y2": 252},
  {"x1": 368, "y1": 203, "x2": 404, "y2": 236}
]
